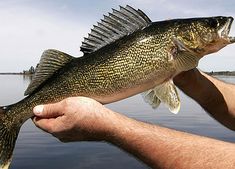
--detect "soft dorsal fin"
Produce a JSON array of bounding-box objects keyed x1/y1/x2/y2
[
  {"x1": 80, "y1": 5, "x2": 152, "y2": 54},
  {"x1": 24, "y1": 49, "x2": 74, "y2": 96}
]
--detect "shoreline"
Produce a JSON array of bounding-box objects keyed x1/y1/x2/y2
[
  {"x1": 204, "y1": 71, "x2": 235, "y2": 76},
  {"x1": 0, "y1": 73, "x2": 33, "y2": 75}
]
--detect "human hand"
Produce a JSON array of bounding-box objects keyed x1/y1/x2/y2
[
  {"x1": 33, "y1": 97, "x2": 117, "y2": 142},
  {"x1": 173, "y1": 68, "x2": 200, "y2": 88}
]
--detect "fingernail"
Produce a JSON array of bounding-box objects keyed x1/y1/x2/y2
[{"x1": 33, "y1": 105, "x2": 44, "y2": 115}]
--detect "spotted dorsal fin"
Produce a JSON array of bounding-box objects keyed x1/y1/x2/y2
[
  {"x1": 80, "y1": 5, "x2": 152, "y2": 54},
  {"x1": 24, "y1": 49, "x2": 74, "y2": 96}
]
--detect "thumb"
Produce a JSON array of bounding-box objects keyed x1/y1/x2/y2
[{"x1": 33, "y1": 102, "x2": 64, "y2": 118}]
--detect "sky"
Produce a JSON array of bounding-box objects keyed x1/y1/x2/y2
[{"x1": 0, "y1": 0, "x2": 235, "y2": 72}]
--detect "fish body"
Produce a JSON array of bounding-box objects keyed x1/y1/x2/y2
[{"x1": 0, "y1": 5, "x2": 234, "y2": 169}]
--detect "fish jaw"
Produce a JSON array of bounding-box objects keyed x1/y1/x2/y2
[
  {"x1": 199, "y1": 17, "x2": 235, "y2": 56},
  {"x1": 219, "y1": 17, "x2": 235, "y2": 44},
  {"x1": 230, "y1": 36, "x2": 235, "y2": 43}
]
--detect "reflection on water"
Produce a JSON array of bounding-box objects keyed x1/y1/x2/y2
[
  {"x1": 23, "y1": 74, "x2": 33, "y2": 82},
  {"x1": 0, "y1": 75, "x2": 234, "y2": 169}
]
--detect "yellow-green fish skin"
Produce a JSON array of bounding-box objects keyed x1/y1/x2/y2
[{"x1": 15, "y1": 17, "x2": 235, "y2": 121}]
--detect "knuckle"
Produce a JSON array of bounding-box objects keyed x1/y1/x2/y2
[
  {"x1": 44, "y1": 104, "x2": 54, "y2": 116},
  {"x1": 62, "y1": 97, "x2": 79, "y2": 112},
  {"x1": 63, "y1": 97, "x2": 75, "y2": 107}
]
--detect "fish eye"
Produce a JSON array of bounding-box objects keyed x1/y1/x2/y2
[{"x1": 208, "y1": 19, "x2": 219, "y2": 28}]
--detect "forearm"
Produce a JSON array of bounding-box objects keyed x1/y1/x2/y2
[
  {"x1": 33, "y1": 97, "x2": 235, "y2": 168},
  {"x1": 174, "y1": 69, "x2": 235, "y2": 130},
  {"x1": 106, "y1": 111, "x2": 235, "y2": 169}
]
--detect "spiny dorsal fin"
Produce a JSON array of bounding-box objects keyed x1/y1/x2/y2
[
  {"x1": 80, "y1": 5, "x2": 152, "y2": 54},
  {"x1": 24, "y1": 49, "x2": 74, "y2": 96}
]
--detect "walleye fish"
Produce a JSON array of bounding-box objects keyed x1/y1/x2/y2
[{"x1": 0, "y1": 5, "x2": 234, "y2": 169}]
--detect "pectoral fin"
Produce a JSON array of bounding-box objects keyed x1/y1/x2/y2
[
  {"x1": 172, "y1": 38, "x2": 200, "y2": 72},
  {"x1": 142, "y1": 80, "x2": 180, "y2": 114}
]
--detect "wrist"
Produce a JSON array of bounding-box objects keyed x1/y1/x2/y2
[
  {"x1": 103, "y1": 111, "x2": 146, "y2": 145},
  {"x1": 174, "y1": 69, "x2": 210, "y2": 101},
  {"x1": 102, "y1": 110, "x2": 133, "y2": 142},
  {"x1": 174, "y1": 68, "x2": 199, "y2": 88}
]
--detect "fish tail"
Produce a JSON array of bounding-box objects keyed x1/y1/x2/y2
[{"x1": 0, "y1": 106, "x2": 20, "y2": 169}]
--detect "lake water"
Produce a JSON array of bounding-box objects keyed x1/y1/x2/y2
[{"x1": 0, "y1": 75, "x2": 234, "y2": 169}]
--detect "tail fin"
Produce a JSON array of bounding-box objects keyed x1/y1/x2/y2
[{"x1": 0, "y1": 107, "x2": 20, "y2": 169}]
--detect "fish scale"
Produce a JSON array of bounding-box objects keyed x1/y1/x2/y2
[{"x1": 0, "y1": 5, "x2": 235, "y2": 169}]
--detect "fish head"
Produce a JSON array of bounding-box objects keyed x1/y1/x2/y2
[{"x1": 175, "y1": 16, "x2": 234, "y2": 56}]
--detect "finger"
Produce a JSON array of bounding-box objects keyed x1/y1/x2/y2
[
  {"x1": 33, "y1": 102, "x2": 64, "y2": 118},
  {"x1": 33, "y1": 117, "x2": 56, "y2": 133}
]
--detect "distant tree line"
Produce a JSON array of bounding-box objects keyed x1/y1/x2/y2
[
  {"x1": 23, "y1": 66, "x2": 36, "y2": 75},
  {"x1": 205, "y1": 71, "x2": 235, "y2": 76}
]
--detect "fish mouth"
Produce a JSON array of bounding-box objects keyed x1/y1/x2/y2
[{"x1": 219, "y1": 17, "x2": 235, "y2": 43}]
